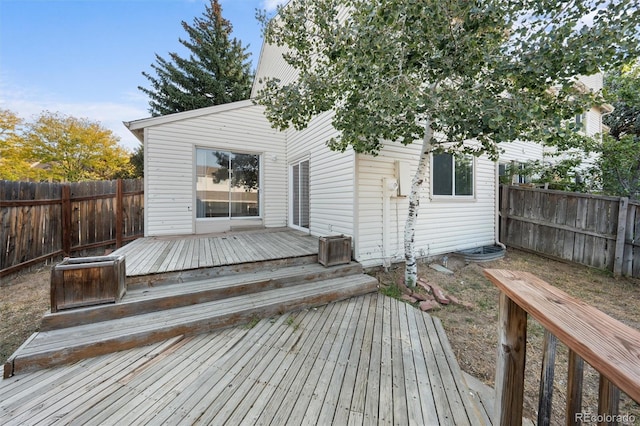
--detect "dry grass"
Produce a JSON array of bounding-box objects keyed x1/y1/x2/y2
[
  {"x1": 0, "y1": 268, "x2": 50, "y2": 363},
  {"x1": 377, "y1": 248, "x2": 640, "y2": 425}
]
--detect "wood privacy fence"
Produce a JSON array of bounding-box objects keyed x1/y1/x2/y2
[
  {"x1": 500, "y1": 185, "x2": 640, "y2": 278},
  {"x1": 1, "y1": 179, "x2": 144, "y2": 279}
]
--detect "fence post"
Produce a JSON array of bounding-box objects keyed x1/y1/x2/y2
[
  {"x1": 115, "y1": 179, "x2": 123, "y2": 248},
  {"x1": 613, "y1": 197, "x2": 629, "y2": 277},
  {"x1": 61, "y1": 184, "x2": 71, "y2": 256},
  {"x1": 500, "y1": 184, "x2": 509, "y2": 243}
]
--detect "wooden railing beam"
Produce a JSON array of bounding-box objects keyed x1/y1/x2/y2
[{"x1": 484, "y1": 269, "x2": 640, "y2": 403}]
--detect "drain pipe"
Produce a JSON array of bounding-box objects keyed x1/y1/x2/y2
[
  {"x1": 382, "y1": 178, "x2": 398, "y2": 270},
  {"x1": 495, "y1": 162, "x2": 507, "y2": 250}
]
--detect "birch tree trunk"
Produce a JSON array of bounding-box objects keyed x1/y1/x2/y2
[{"x1": 404, "y1": 125, "x2": 433, "y2": 287}]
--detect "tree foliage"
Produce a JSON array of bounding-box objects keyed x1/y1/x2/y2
[
  {"x1": 0, "y1": 110, "x2": 133, "y2": 182},
  {"x1": 139, "y1": 0, "x2": 253, "y2": 117},
  {"x1": 129, "y1": 143, "x2": 144, "y2": 178},
  {"x1": 0, "y1": 109, "x2": 33, "y2": 181},
  {"x1": 598, "y1": 62, "x2": 640, "y2": 199},
  {"x1": 257, "y1": 0, "x2": 640, "y2": 285}
]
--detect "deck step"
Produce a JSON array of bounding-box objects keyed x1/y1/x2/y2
[
  {"x1": 41, "y1": 262, "x2": 362, "y2": 331},
  {"x1": 125, "y1": 253, "x2": 319, "y2": 288},
  {"x1": 5, "y1": 274, "x2": 378, "y2": 378}
]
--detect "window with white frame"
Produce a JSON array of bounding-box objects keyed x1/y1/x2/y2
[
  {"x1": 499, "y1": 161, "x2": 532, "y2": 185},
  {"x1": 196, "y1": 148, "x2": 260, "y2": 218},
  {"x1": 432, "y1": 153, "x2": 474, "y2": 196}
]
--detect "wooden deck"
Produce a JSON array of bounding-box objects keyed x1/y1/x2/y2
[
  {"x1": 0, "y1": 294, "x2": 485, "y2": 425},
  {"x1": 112, "y1": 228, "x2": 319, "y2": 277}
]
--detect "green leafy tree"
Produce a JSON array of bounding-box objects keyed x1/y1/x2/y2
[
  {"x1": 24, "y1": 111, "x2": 133, "y2": 182},
  {"x1": 129, "y1": 143, "x2": 144, "y2": 178},
  {"x1": 0, "y1": 109, "x2": 33, "y2": 180},
  {"x1": 598, "y1": 62, "x2": 640, "y2": 199},
  {"x1": 257, "y1": 0, "x2": 640, "y2": 286},
  {"x1": 139, "y1": 0, "x2": 253, "y2": 117}
]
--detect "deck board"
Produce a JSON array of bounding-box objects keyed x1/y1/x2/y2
[
  {"x1": 0, "y1": 295, "x2": 486, "y2": 426},
  {"x1": 112, "y1": 228, "x2": 319, "y2": 277}
]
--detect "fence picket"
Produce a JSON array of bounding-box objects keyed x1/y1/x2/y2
[
  {"x1": 500, "y1": 185, "x2": 640, "y2": 278},
  {"x1": 0, "y1": 179, "x2": 143, "y2": 280}
]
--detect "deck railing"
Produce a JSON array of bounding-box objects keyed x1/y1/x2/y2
[{"x1": 484, "y1": 269, "x2": 640, "y2": 426}]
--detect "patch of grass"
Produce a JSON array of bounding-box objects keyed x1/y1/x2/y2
[
  {"x1": 379, "y1": 284, "x2": 402, "y2": 299},
  {"x1": 245, "y1": 316, "x2": 260, "y2": 329},
  {"x1": 286, "y1": 315, "x2": 300, "y2": 331}
]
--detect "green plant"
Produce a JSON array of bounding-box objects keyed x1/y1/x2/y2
[
  {"x1": 245, "y1": 316, "x2": 260, "y2": 329},
  {"x1": 379, "y1": 284, "x2": 402, "y2": 299},
  {"x1": 285, "y1": 315, "x2": 300, "y2": 330}
]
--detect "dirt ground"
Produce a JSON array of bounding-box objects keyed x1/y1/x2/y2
[
  {"x1": 376, "y1": 248, "x2": 640, "y2": 425},
  {"x1": 0, "y1": 268, "x2": 50, "y2": 363},
  {"x1": 1, "y1": 249, "x2": 639, "y2": 424}
]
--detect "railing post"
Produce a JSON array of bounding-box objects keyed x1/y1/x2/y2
[
  {"x1": 598, "y1": 376, "x2": 620, "y2": 425},
  {"x1": 538, "y1": 330, "x2": 558, "y2": 426},
  {"x1": 566, "y1": 350, "x2": 584, "y2": 426},
  {"x1": 495, "y1": 291, "x2": 527, "y2": 426}
]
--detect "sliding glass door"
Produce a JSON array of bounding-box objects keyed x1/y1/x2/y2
[
  {"x1": 291, "y1": 160, "x2": 310, "y2": 230},
  {"x1": 196, "y1": 148, "x2": 260, "y2": 219}
]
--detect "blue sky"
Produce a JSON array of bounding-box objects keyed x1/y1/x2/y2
[{"x1": 0, "y1": 0, "x2": 286, "y2": 150}]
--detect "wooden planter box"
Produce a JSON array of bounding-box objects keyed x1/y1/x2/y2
[
  {"x1": 318, "y1": 235, "x2": 352, "y2": 267},
  {"x1": 50, "y1": 255, "x2": 126, "y2": 313}
]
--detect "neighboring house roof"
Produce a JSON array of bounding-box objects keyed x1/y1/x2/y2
[{"x1": 123, "y1": 99, "x2": 255, "y2": 142}]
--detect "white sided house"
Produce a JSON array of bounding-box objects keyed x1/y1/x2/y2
[{"x1": 125, "y1": 35, "x2": 609, "y2": 269}]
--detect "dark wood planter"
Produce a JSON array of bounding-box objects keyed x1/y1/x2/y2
[
  {"x1": 50, "y1": 255, "x2": 126, "y2": 313},
  {"x1": 318, "y1": 235, "x2": 352, "y2": 267}
]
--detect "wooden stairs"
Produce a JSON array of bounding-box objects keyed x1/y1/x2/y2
[{"x1": 4, "y1": 259, "x2": 378, "y2": 378}]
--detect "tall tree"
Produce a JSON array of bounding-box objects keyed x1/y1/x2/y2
[
  {"x1": 0, "y1": 109, "x2": 32, "y2": 180},
  {"x1": 24, "y1": 112, "x2": 132, "y2": 182},
  {"x1": 129, "y1": 143, "x2": 144, "y2": 178},
  {"x1": 139, "y1": 0, "x2": 253, "y2": 117},
  {"x1": 257, "y1": 0, "x2": 640, "y2": 286},
  {"x1": 597, "y1": 62, "x2": 640, "y2": 199}
]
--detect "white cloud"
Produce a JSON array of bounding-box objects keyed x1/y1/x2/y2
[{"x1": 262, "y1": 0, "x2": 288, "y2": 12}]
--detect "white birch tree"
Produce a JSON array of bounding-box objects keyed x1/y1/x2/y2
[{"x1": 256, "y1": 0, "x2": 640, "y2": 286}]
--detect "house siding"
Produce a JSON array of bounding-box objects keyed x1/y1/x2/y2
[
  {"x1": 251, "y1": 4, "x2": 350, "y2": 98},
  {"x1": 251, "y1": 41, "x2": 298, "y2": 98},
  {"x1": 356, "y1": 142, "x2": 496, "y2": 267},
  {"x1": 143, "y1": 104, "x2": 286, "y2": 236},
  {"x1": 286, "y1": 111, "x2": 356, "y2": 238}
]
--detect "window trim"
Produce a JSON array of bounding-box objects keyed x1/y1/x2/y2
[{"x1": 430, "y1": 152, "x2": 476, "y2": 200}]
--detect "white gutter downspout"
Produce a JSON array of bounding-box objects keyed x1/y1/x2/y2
[{"x1": 382, "y1": 177, "x2": 398, "y2": 270}]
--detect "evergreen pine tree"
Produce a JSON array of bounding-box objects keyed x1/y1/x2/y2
[{"x1": 139, "y1": 0, "x2": 253, "y2": 116}]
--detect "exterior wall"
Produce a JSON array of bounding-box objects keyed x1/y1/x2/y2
[
  {"x1": 577, "y1": 73, "x2": 603, "y2": 92},
  {"x1": 285, "y1": 111, "x2": 356, "y2": 239},
  {"x1": 356, "y1": 142, "x2": 496, "y2": 267},
  {"x1": 143, "y1": 104, "x2": 286, "y2": 236},
  {"x1": 251, "y1": 3, "x2": 350, "y2": 98},
  {"x1": 584, "y1": 106, "x2": 604, "y2": 137},
  {"x1": 500, "y1": 140, "x2": 545, "y2": 164},
  {"x1": 251, "y1": 41, "x2": 298, "y2": 98}
]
